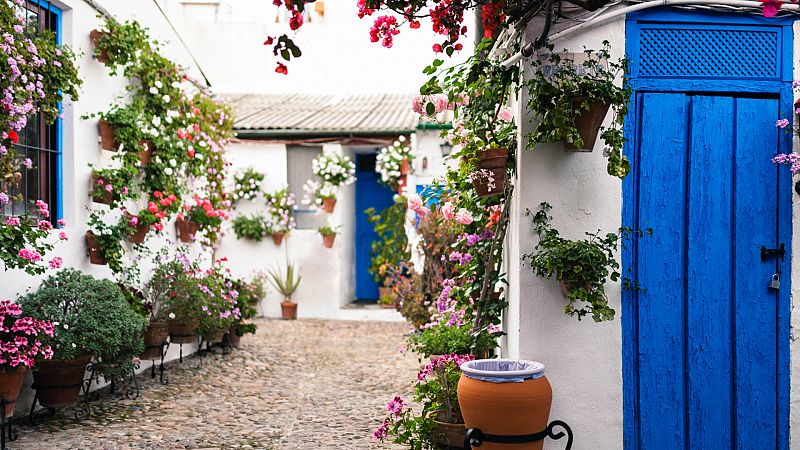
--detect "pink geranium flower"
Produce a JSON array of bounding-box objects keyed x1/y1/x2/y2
[{"x1": 454, "y1": 208, "x2": 473, "y2": 225}]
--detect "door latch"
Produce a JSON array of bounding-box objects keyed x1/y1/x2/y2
[{"x1": 761, "y1": 243, "x2": 786, "y2": 261}]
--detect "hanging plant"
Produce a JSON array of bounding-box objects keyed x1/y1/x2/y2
[
  {"x1": 302, "y1": 179, "x2": 337, "y2": 212},
  {"x1": 232, "y1": 213, "x2": 269, "y2": 241},
  {"x1": 264, "y1": 185, "x2": 296, "y2": 234},
  {"x1": 311, "y1": 148, "x2": 356, "y2": 188},
  {"x1": 231, "y1": 168, "x2": 265, "y2": 204},
  {"x1": 376, "y1": 136, "x2": 413, "y2": 189},
  {"x1": 526, "y1": 41, "x2": 631, "y2": 178}
]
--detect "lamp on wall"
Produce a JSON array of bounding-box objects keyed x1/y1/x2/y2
[{"x1": 439, "y1": 141, "x2": 453, "y2": 157}]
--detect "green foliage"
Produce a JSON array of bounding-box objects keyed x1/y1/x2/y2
[
  {"x1": 266, "y1": 260, "x2": 302, "y2": 300},
  {"x1": 147, "y1": 259, "x2": 203, "y2": 323},
  {"x1": 92, "y1": 20, "x2": 150, "y2": 75},
  {"x1": 232, "y1": 214, "x2": 268, "y2": 241},
  {"x1": 197, "y1": 266, "x2": 239, "y2": 339},
  {"x1": 0, "y1": 214, "x2": 59, "y2": 275},
  {"x1": 365, "y1": 202, "x2": 410, "y2": 285},
  {"x1": 232, "y1": 168, "x2": 265, "y2": 203},
  {"x1": 526, "y1": 41, "x2": 631, "y2": 178},
  {"x1": 318, "y1": 223, "x2": 340, "y2": 236},
  {"x1": 523, "y1": 202, "x2": 632, "y2": 322},
  {"x1": 87, "y1": 212, "x2": 130, "y2": 273},
  {"x1": 17, "y1": 269, "x2": 147, "y2": 378},
  {"x1": 406, "y1": 323, "x2": 496, "y2": 358}
]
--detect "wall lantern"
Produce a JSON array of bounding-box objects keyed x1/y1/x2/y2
[{"x1": 440, "y1": 141, "x2": 453, "y2": 157}]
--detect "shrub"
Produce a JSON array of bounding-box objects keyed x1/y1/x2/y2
[
  {"x1": 18, "y1": 269, "x2": 148, "y2": 379},
  {"x1": 232, "y1": 214, "x2": 268, "y2": 241},
  {"x1": 147, "y1": 259, "x2": 203, "y2": 324},
  {"x1": 366, "y1": 201, "x2": 410, "y2": 285}
]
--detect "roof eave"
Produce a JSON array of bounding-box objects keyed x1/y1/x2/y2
[{"x1": 234, "y1": 128, "x2": 417, "y2": 139}]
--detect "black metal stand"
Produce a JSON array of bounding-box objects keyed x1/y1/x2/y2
[
  {"x1": 147, "y1": 341, "x2": 169, "y2": 385},
  {"x1": 463, "y1": 420, "x2": 573, "y2": 449},
  {"x1": 0, "y1": 399, "x2": 17, "y2": 450},
  {"x1": 28, "y1": 381, "x2": 90, "y2": 424}
]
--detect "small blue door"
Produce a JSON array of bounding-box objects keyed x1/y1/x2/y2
[
  {"x1": 624, "y1": 12, "x2": 792, "y2": 449},
  {"x1": 355, "y1": 153, "x2": 396, "y2": 300}
]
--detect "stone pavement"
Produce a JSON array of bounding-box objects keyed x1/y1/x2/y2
[{"x1": 12, "y1": 318, "x2": 419, "y2": 449}]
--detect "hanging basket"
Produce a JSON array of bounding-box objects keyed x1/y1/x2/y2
[
  {"x1": 32, "y1": 356, "x2": 91, "y2": 409},
  {"x1": 566, "y1": 97, "x2": 610, "y2": 152},
  {"x1": 322, "y1": 197, "x2": 337, "y2": 214},
  {"x1": 272, "y1": 232, "x2": 285, "y2": 246},
  {"x1": 322, "y1": 234, "x2": 336, "y2": 248},
  {"x1": 176, "y1": 218, "x2": 199, "y2": 243},
  {"x1": 89, "y1": 29, "x2": 110, "y2": 63},
  {"x1": 97, "y1": 120, "x2": 119, "y2": 151},
  {"x1": 85, "y1": 231, "x2": 107, "y2": 265}
]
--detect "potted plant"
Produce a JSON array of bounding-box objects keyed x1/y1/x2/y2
[
  {"x1": 232, "y1": 214, "x2": 268, "y2": 242},
  {"x1": 85, "y1": 230, "x2": 107, "y2": 265},
  {"x1": 226, "y1": 275, "x2": 263, "y2": 347},
  {"x1": 366, "y1": 201, "x2": 410, "y2": 295},
  {"x1": 267, "y1": 260, "x2": 302, "y2": 320},
  {"x1": 178, "y1": 196, "x2": 226, "y2": 243},
  {"x1": 149, "y1": 259, "x2": 203, "y2": 344},
  {"x1": 318, "y1": 222, "x2": 340, "y2": 249},
  {"x1": 311, "y1": 148, "x2": 356, "y2": 190},
  {"x1": 527, "y1": 41, "x2": 631, "y2": 178},
  {"x1": 197, "y1": 265, "x2": 240, "y2": 343},
  {"x1": 90, "y1": 19, "x2": 149, "y2": 69},
  {"x1": 18, "y1": 270, "x2": 147, "y2": 408},
  {"x1": 231, "y1": 168, "x2": 265, "y2": 204},
  {"x1": 264, "y1": 185, "x2": 296, "y2": 239},
  {"x1": 302, "y1": 180, "x2": 338, "y2": 213},
  {"x1": 86, "y1": 212, "x2": 128, "y2": 272},
  {"x1": 124, "y1": 284, "x2": 168, "y2": 361},
  {"x1": 0, "y1": 300, "x2": 54, "y2": 416},
  {"x1": 123, "y1": 212, "x2": 150, "y2": 244},
  {"x1": 376, "y1": 136, "x2": 414, "y2": 190}
]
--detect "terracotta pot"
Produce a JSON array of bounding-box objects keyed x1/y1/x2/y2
[
  {"x1": 322, "y1": 234, "x2": 336, "y2": 248},
  {"x1": 559, "y1": 279, "x2": 592, "y2": 297},
  {"x1": 202, "y1": 329, "x2": 225, "y2": 343},
  {"x1": 476, "y1": 148, "x2": 508, "y2": 169},
  {"x1": 32, "y1": 356, "x2": 91, "y2": 409},
  {"x1": 281, "y1": 301, "x2": 298, "y2": 320},
  {"x1": 458, "y1": 362, "x2": 552, "y2": 450},
  {"x1": 85, "y1": 231, "x2": 107, "y2": 265},
  {"x1": 124, "y1": 213, "x2": 149, "y2": 244},
  {"x1": 399, "y1": 159, "x2": 410, "y2": 175},
  {"x1": 433, "y1": 418, "x2": 467, "y2": 448},
  {"x1": 168, "y1": 319, "x2": 198, "y2": 344},
  {"x1": 566, "y1": 97, "x2": 610, "y2": 151},
  {"x1": 224, "y1": 329, "x2": 242, "y2": 348},
  {"x1": 97, "y1": 120, "x2": 119, "y2": 151},
  {"x1": 89, "y1": 29, "x2": 110, "y2": 63},
  {"x1": 141, "y1": 321, "x2": 169, "y2": 360},
  {"x1": 176, "y1": 218, "x2": 199, "y2": 243},
  {"x1": 139, "y1": 140, "x2": 154, "y2": 166},
  {"x1": 91, "y1": 172, "x2": 115, "y2": 205},
  {"x1": 272, "y1": 232, "x2": 285, "y2": 246},
  {"x1": 396, "y1": 175, "x2": 407, "y2": 195},
  {"x1": 322, "y1": 197, "x2": 337, "y2": 214},
  {"x1": 471, "y1": 167, "x2": 505, "y2": 198},
  {"x1": 0, "y1": 366, "x2": 27, "y2": 417}
]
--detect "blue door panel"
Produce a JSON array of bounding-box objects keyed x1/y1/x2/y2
[{"x1": 355, "y1": 157, "x2": 396, "y2": 300}]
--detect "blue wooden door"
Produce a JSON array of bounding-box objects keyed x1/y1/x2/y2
[{"x1": 355, "y1": 153, "x2": 396, "y2": 300}]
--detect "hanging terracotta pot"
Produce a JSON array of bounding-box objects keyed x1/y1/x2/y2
[
  {"x1": 97, "y1": 120, "x2": 119, "y2": 151},
  {"x1": 458, "y1": 360, "x2": 552, "y2": 450},
  {"x1": 0, "y1": 366, "x2": 27, "y2": 417},
  {"x1": 272, "y1": 232, "x2": 285, "y2": 246},
  {"x1": 399, "y1": 159, "x2": 410, "y2": 175},
  {"x1": 476, "y1": 148, "x2": 508, "y2": 170},
  {"x1": 91, "y1": 172, "x2": 115, "y2": 205},
  {"x1": 471, "y1": 167, "x2": 505, "y2": 198},
  {"x1": 176, "y1": 218, "x2": 199, "y2": 243},
  {"x1": 281, "y1": 300, "x2": 298, "y2": 320},
  {"x1": 322, "y1": 234, "x2": 336, "y2": 248},
  {"x1": 32, "y1": 356, "x2": 91, "y2": 409},
  {"x1": 89, "y1": 29, "x2": 110, "y2": 63},
  {"x1": 396, "y1": 175, "x2": 407, "y2": 195},
  {"x1": 138, "y1": 140, "x2": 154, "y2": 166},
  {"x1": 322, "y1": 197, "x2": 337, "y2": 214},
  {"x1": 124, "y1": 213, "x2": 149, "y2": 244},
  {"x1": 168, "y1": 319, "x2": 198, "y2": 344},
  {"x1": 566, "y1": 97, "x2": 610, "y2": 151},
  {"x1": 140, "y1": 321, "x2": 169, "y2": 360},
  {"x1": 559, "y1": 278, "x2": 593, "y2": 297},
  {"x1": 85, "y1": 231, "x2": 107, "y2": 265}
]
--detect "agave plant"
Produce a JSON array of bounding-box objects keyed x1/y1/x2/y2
[{"x1": 267, "y1": 260, "x2": 302, "y2": 303}]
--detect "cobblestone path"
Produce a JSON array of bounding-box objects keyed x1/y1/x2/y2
[{"x1": 14, "y1": 318, "x2": 418, "y2": 449}]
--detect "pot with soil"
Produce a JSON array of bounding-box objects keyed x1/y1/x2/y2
[
  {"x1": 31, "y1": 356, "x2": 91, "y2": 409},
  {"x1": 272, "y1": 232, "x2": 285, "y2": 246},
  {"x1": 281, "y1": 300, "x2": 298, "y2": 320},
  {"x1": 175, "y1": 218, "x2": 199, "y2": 243},
  {"x1": 97, "y1": 120, "x2": 119, "y2": 151},
  {"x1": 168, "y1": 319, "x2": 198, "y2": 344},
  {"x1": 458, "y1": 359, "x2": 552, "y2": 450},
  {"x1": 433, "y1": 412, "x2": 467, "y2": 449},
  {"x1": 124, "y1": 214, "x2": 150, "y2": 244},
  {"x1": 322, "y1": 197, "x2": 337, "y2": 214},
  {"x1": 140, "y1": 321, "x2": 169, "y2": 360},
  {"x1": 0, "y1": 366, "x2": 27, "y2": 416},
  {"x1": 85, "y1": 231, "x2": 107, "y2": 265},
  {"x1": 471, "y1": 148, "x2": 507, "y2": 198},
  {"x1": 91, "y1": 172, "x2": 115, "y2": 205},
  {"x1": 321, "y1": 234, "x2": 336, "y2": 249},
  {"x1": 566, "y1": 97, "x2": 610, "y2": 151}
]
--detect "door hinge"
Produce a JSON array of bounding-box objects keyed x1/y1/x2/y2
[{"x1": 761, "y1": 243, "x2": 785, "y2": 261}]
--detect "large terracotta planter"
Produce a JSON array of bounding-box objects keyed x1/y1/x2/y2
[
  {"x1": 567, "y1": 97, "x2": 610, "y2": 151},
  {"x1": 168, "y1": 319, "x2": 198, "y2": 344},
  {"x1": 322, "y1": 197, "x2": 337, "y2": 214},
  {"x1": 141, "y1": 321, "x2": 169, "y2": 360},
  {"x1": 0, "y1": 366, "x2": 27, "y2": 417},
  {"x1": 176, "y1": 218, "x2": 199, "y2": 243},
  {"x1": 85, "y1": 231, "x2": 107, "y2": 265},
  {"x1": 97, "y1": 120, "x2": 119, "y2": 151},
  {"x1": 458, "y1": 360, "x2": 552, "y2": 450},
  {"x1": 322, "y1": 234, "x2": 336, "y2": 249},
  {"x1": 89, "y1": 29, "x2": 110, "y2": 63},
  {"x1": 32, "y1": 356, "x2": 91, "y2": 409},
  {"x1": 91, "y1": 172, "x2": 115, "y2": 205},
  {"x1": 272, "y1": 232, "x2": 285, "y2": 246},
  {"x1": 281, "y1": 301, "x2": 298, "y2": 320}
]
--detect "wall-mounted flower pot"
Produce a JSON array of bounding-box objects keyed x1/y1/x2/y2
[
  {"x1": 458, "y1": 359, "x2": 552, "y2": 450},
  {"x1": 281, "y1": 300, "x2": 298, "y2": 320},
  {"x1": 272, "y1": 232, "x2": 285, "y2": 246},
  {"x1": 139, "y1": 140, "x2": 154, "y2": 166},
  {"x1": 399, "y1": 159, "x2": 410, "y2": 175},
  {"x1": 89, "y1": 29, "x2": 110, "y2": 63},
  {"x1": 322, "y1": 197, "x2": 337, "y2": 214},
  {"x1": 322, "y1": 234, "x2": 336, "y2": 248},
  {"x1": 85, "y1": 231, "x2": 107, "y2": 265},
  {"x1": 176, "y1": 218, "x2": 199, "y2": 243},
  {"x1": 0, "y1": 366, "x2": 27, "y2": 417},
  {"x1": 140, "y1": 321, "x2": 169, "y2": 360},
  {"x1": 558, "y1": 279, "x2": 592, "y2": 298},
  {"x1": 168, "y1": 319, "x2": 198, "y2": 344},
  {"x1": 90, "y1": 172, "x2": 115, "y2": 205},
  {"x1": 471, "y1": 167, "x2": 505, "y2": 198},
  {"x1": 396, "y1": 175, "x2": 407, "y2": 195},
  {"x1": 566, "y1": 97, "x2": 610, "y2": 152},
  {"x1": 98, "y1": 120, "x2": 119, "y2": 151},
  {"x1": 124, "y1": 214, "x2": 150, "y2": 244},
  {"x1": 32, "y1": 356, "x2": 91, "y2": 409}
]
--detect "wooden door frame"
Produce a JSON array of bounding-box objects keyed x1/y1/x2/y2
[{"x1": 622, "y1": 10, "x2": 794, "y2": 449}]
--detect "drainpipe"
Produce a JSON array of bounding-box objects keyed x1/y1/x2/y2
[{"x1": 501, "y1": 0, "x2": 800, "y2": 67}]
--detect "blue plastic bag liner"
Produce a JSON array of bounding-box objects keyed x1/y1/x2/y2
[{"x1": 460, "y1": 359, "x2": 545, "y2": 383}]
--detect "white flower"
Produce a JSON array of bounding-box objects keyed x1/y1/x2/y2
[
  {"x1": 171, "y1": 81, "x2": 181, "y2": 89},
  {"x1": 149, "y1": 86, "x2": 158, "y2": 95},
  {"x1": 164, "y1": 167, "x2": 174, "y2": 176},
  {"x1": 169, "y1": 158, "x2": 177, "y2": 167},
  {"x1": 168, "y1": 312, "x2": 176, "y2": 319},
  {"x1": 162, "y1": 94, "x2": 170, "y2": 103},
  {"x1": 71, "y1": 343, "x2": 77, "y2": 348},
  {"x1": 63, "y1": 324, "x2": 69, "y2": 330},
  {"x1": 399, "y1": 135, "x2": 406, "y2": 142},
  {"x1": 152, "y1": 116, "x2": 161, "y2": 127},
  {"x1": 154, "y1": 80, "x2": 163, "y2": 89}
]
